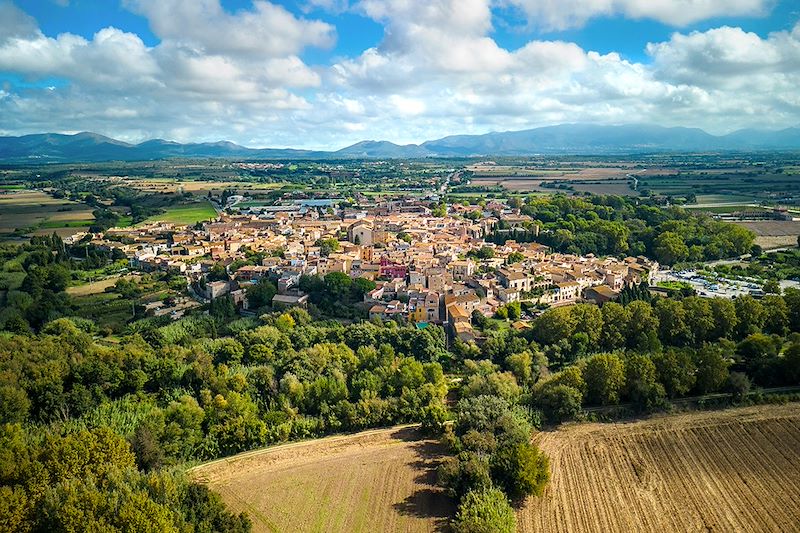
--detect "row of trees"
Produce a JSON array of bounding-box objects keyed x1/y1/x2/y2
[
  {"x1": 438, "y1": 395, "x2": 549, "y2": 532},
  {"x1": 523, "y1": 292, "x2": 798, "y2": 368}
]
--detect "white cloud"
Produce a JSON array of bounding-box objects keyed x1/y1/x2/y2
[
  {"x1": 125, "y1": 0, "x2": 335, "y2": 56},
  {"x1": 506, "y1": 0, "x2": 772, "y2": 30},
  {"x1": 0, "y1": 0, "x2": 797, "y2": 149}
]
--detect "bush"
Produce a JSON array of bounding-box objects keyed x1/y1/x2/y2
[
  {"x1": 489, "y1": 442, "x2": 550, "y2": 500},
  {"x1": 452, "y1": 488, "x2": 516, "y2": 533}
]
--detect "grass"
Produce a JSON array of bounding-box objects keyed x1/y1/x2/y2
[{"x1": 142, "y1": 202, "x2": 217, "y2": 225}]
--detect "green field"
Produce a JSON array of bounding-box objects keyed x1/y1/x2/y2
[
  {"x1": 143, "y1": 202, "x2": 217, "y2": 225},
  {"x1": 684, "y1": 204, "x2": 769, "y2": 214}
]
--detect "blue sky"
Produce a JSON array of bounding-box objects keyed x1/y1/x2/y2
[{"x1": 0, "y1": 0, "x2": 798, "y2": 148}]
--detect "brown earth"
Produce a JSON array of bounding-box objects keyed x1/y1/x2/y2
[
  {"x1": 192, "y1": 404, "x2": 800, "y2": 533},
  {"x1": 191, "y1": 425, "x2": 453, "y2": 533},
  {"x1": 521, "y1": 403, "x2": 800, "y2": 533}
]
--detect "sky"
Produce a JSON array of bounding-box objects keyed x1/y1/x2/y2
[{"x1": 0, "y1": 0, "x2": 798, "y2": 149}]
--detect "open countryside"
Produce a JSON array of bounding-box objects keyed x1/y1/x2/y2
[
  {"x1": 2, "y1": 1, "x2": 800, "y2": 532},
  {"x1": 193, "y1": 404, "x2": 800, "y2": 533}
]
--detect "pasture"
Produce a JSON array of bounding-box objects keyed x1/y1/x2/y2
[{"x1": 141, "y1": 201, "x2": 217, "y2": 225}]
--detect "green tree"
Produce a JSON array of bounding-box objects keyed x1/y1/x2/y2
[
  {"x1": 763, "y1": 279, "x2": 781, "y2": 294},
  {"x1": 652, "y1": 348, "x2": 696, "y2": 398},
  {"x1": 600, "y1": 303, "x2": 629, "y2": 350},
  {"x1": 533, "y1": 384, "x2": 582, "y2": 424},
  {"x1": 324, "y1": 272, "x2": 352, "y2": 299},
  {"x1": 693, "y1": 344, "x2": 731, "y2": 394},
  {"x1": 245, "y1": 278, "x2": 277, "y2": 309},
  {"x1": 452, "y1": 488, "x2": 516, "y2": 533},
  {"x1": 709, "y1": 298, "x2": 738, "y2": 341},
  {"x1": 626, "y1": 301, "x2": 660, "y2": 351},
  {"x1": 762, "y1": 295, "x2": 789, "y2": 336},
  {"x1": 653, "y1": 231, "x2": 689, "y2": 265},
  {"x1": 682, "y1": 297, "x2": 714, "y2": 345},
  {"x1": 582, "y1": 353, "x2": 625, "y2": 406},
  {"x1": 654, "y1": 299, "x2": 689, "y2": 346},
  {"x1": 623, "y1": 353, "x2": 665, "y2": 409},
  {"x1": 735, "y1": 296, "x2": 765, "y2": 338},
  {"x1": 490, "y1": 442, "x2": 550, "y2": 500}
]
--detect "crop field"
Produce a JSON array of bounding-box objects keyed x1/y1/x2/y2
[
  {"x1": 192, "y1": 404, "x2": 800, "y2": 533},
  {"x1": 519, "y1": 403, "x2": 800, "y2": 533},
  {"x1": 114, "y1": 178, "x2": 287, "y2": 194},
  {"x1": 191, "y1": 426, "x2": 452, "y2": 533},
  {"x1": 735, "y1": 221, "x2": 800, "y2": 249},
  {"x1": 142, "y1": 201, "x2": 217, "y2": 225},
  {"x1": 0, "y1": 189, "x2": 94, "y2": 237}
]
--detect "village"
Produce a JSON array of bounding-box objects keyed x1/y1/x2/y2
[{"x1": 71, "y1": 195, "x2": 658, "y2": 342}]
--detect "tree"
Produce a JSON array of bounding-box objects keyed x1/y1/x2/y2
[
  {"x1": 600, "y1": 303, "x2": 629, "y2": 350},
  {"x1": 533, "y1": 307, "x2": 576, "y2": 346},
  {"x1": 682, "y1": 297, "x2": 714, "y2": 345},
  {"x1": 727, "y1": 371, "x2": 750, "y2": 402},
  {"x1": 626, "y1": 301, "x2": 660, "y2": 351},
  {"x1": 570, "y1": 304, "x2": 603, "y2": 351},
  {"x1": 693, "y1": 344, "x2": 731, "y2": 394},
  {"x1": 208, "y1": 263, "x2": 229, "y2": 281},
  {"x1": 533, "y1": 384, "x2": 582, "y2": 424},
  {"x1": 438, "y1": 452, "x2": 492, "y2": 500},
  {"x1": 652, "y1": 348, "x2": 696, "y2": 398},
  {"x1": 452, "y1": 488, "x2": 516, "y2": 533},
  {"x1": 654, "y1": 299, "x2": 689, "y2": 346},
  {"x1": 505, "y1": 301, "x2": 521, "y2": 320},
  {"x1": 762, "y1": 295, "x2": 789, "y2": 336},
  {"x1": 653, "y1": 231, "x2": 689, "y2": 265},
  {"x1": 315, "y1": 238, "x2": 340, "y2": 257},
  {"x1": 735, "y1": 296, "x2": 765, "y2": 338},
  {"x1": 582, "y1": 353, "x2": 625, "y2": 406},
  {"x1": 763, "y1": 279, "x2": 781, "y2": 294},
  {"x1": 709, "y1": 298, "x2": 738, "y2": 341},
  {"x1": 623, "y1": 353, "x2": 665, "y2": 409},
  {"x1": 490, "y1": 442, "x2": 550, "y2": 500},
  {"x1": 245, "y1": 278, "x2": 277, "y2": 310},
  {"x1": 324, "y1": 272, "x2": 352, "y2": 299},
  {"x1": 506, "y1": 252, "x2": 524, "y2": 264}
]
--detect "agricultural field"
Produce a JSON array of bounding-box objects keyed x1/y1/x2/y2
[
  {"x1": 520, "y1": 403, "x2": 800, "y2": 533},
  {"x1": 735, "y1": 220, "x2": 800, "y2": 249},
  {"x1": 0, "y1": 189, "x2": 94, "y2": 238},
  {"x1": 192, "y1": 426, "x2": 453, "y2": 533},
  {"x1": 66, "y1": 274, "x2": 140, "y2": 297},
  {"x1": 141, "y1": 201, "x2": 217, "y2": 225},
  {"x1": 114, "y1": 178, "x2": 287, "y2": 194},
  {"x1": 194, "y1": 404, "x2": 800, "y2": 533},
  {"x1": 468, "y1": 165, "x2": 640, "y2": 195}
]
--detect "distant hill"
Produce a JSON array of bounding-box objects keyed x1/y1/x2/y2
[{"x1": 1, "y1": 124, "x2": 799, "y2": 162}]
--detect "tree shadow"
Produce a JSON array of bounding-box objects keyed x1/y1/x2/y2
[{"x1": 390, "y1": 428, "x2": 455, "y2": 532}]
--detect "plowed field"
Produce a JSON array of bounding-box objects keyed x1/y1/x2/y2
[
  {"x1": 521, "y1": 403, "x2": 800, "y2": 532},
  {"x1": 191, "y1": 404, "x2": 800, "y2": 533}
]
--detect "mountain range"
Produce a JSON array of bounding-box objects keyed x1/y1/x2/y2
[{"x1": 1, "y1": 124, "x2": 799, "y2": 162}]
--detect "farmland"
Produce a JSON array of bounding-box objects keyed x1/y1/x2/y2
[
  {"x1": 0, "y1": 189, "x2": 94, "y2": 238},
  {"x1": 191, "y1": 426, "x2": 453, "y2": 533},
  {"x1": 141, "y1": 201, "x2": 217, "y2": 225},
  {"x1": 520, "y1": 403, "x2": 800, "y2": 533},
  {"x1": 193, "y1": 404, "x2": 800, "y2": 533}
]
